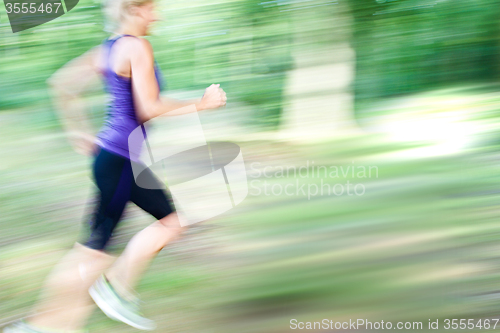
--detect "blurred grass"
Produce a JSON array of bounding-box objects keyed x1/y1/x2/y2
[{"x1": 2, "y1": 84, "x2": 500, "y2": 332}]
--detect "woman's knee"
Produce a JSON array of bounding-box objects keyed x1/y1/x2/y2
[
  {"x1": 158, "y1": 213, "x2": 187, "y2": 237},
  {"x1": 46, "y1": 246, "x2": 114, "y2": 288}
]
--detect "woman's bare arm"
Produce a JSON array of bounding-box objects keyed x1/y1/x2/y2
[
  {"x1": 129, "y1": 38, "x2": 226, "y2": 124},
  {"x1": 46, "y1": 46, "x2": 102, "y2": 155},
  {"x1": 47, "y1": 46, "x2": 102, "y2": 96}
]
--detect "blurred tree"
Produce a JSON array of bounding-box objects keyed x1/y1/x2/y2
[
  {"x1": 347, "y1": 0, "x2": 500, "y2": 113},
  {"x1": 278, "y1": 0, "x2": 361, "y2": 141}
]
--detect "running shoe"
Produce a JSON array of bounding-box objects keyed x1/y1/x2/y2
[
  {"x1": 3, "y1": 320, "x2": 44, "y2": 333},
  {"x1": 2, "y1": 319, "x2": 88, "y2": 333},
  {"x1": 88, "y1": 275, "x2": 156, "y2": 331}
]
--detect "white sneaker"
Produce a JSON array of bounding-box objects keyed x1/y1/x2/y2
[{"x1": 88, "y1": 275, "x2": 156, "y2": 331}]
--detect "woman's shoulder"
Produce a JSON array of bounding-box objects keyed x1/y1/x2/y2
[
  {"x1": 87, "y1": 45, "x2": 106, "y2": 75},
  {"x1": 98, "y1": 35, "x2": 155, "y2": 74},
  {"x1": 116, "y1": 35, "x2": 154, "y2": 57}
]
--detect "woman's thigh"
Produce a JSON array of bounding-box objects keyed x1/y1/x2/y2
[
  {"x1": 129, "y1": 166, "x2": 175, "y2": 221},
  {"x1": 80, "y1": 148, "x2": 133, "y2": 250}
]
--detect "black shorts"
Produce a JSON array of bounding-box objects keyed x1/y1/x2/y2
[{"x1": 80, "y1": 147, "x2": 175, "y2": 250}]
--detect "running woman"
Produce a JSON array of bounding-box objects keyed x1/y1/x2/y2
[{"x1": 4, "y1": 0, "x2": 226, "y2": 331}]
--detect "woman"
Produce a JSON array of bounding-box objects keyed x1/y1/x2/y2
[{"x1": 4, "y1": 0, "x2": 226, "y2": 332}]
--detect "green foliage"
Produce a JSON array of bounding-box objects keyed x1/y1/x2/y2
[
  {"x1": 348, "y1": 0, "x2": 500, "y2": 109},
  {"x1": 0, "y1": 0, "x2": 294, "y2": 128},
  {"x1": 2, "y1": 0, "x2": 499, "y2": 122}
]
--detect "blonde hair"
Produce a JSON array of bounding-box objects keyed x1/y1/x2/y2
[{"x1": 103, "y1": 0, "x2": 152, "y2": 32}]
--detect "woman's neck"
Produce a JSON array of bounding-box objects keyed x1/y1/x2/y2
[{"x1": 116, "y1": 24, "x2": 144, "y2": 37}]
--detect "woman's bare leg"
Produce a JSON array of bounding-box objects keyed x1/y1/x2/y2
[
  {"x1": 105, "y1": 213, "x2": 186, "y2": 296},
  {"x1": 27, "y1": 243, "x2": 115, "y2": 331},
  {"x1": 24, "y1": 213, "x2": 184, "y2": 330}
]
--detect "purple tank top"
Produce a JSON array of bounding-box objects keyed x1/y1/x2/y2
[{"x1": 96, "y1": 34, "x2": 163, "y2": 161}]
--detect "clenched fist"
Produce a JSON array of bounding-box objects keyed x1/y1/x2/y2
[{"x1": 198, "y1": 84, "x2": 227, "y2": 111}]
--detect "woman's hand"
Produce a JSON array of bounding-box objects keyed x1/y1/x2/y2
[
  {"x1": 68, "y1": 131, "x2": 97, "y2": 157},
  {"x1": 197, "y1": 84, "x2": 227, "y2": 111}
]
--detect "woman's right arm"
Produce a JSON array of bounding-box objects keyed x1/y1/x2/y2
[
  {"x1": 46, "y1": 46, "x2": 103, "y2": 156},
  {"x1": 129, "y1": 38, "x2": 226, "y2": 124}
]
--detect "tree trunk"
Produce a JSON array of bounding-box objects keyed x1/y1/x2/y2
[{"x1": 279, "y1": 3, "x2": 362, "y2": 142}]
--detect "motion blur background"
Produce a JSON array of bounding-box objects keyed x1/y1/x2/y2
[{"x1": 1, "y1": 0, "x2": 500, "y2": 331}]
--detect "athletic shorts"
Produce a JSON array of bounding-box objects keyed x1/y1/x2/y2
[{"x1": 80, "y1": 147, "x2": 175, "y2": 250}]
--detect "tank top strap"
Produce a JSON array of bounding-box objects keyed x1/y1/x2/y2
[
  {"x1": 102, "y1": 34, "x2": 163, "y2": 90},
  {"x1": 104, "y1": 34, "x2": 138, "y2": 73}
]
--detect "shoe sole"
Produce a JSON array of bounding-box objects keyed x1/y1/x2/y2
[
  {"x1": 3, "y1": 320, "x2": 90, "y2": 333},
  {"x1": 2, "y1": 323, "x2": 38, "y2": 333},
  {"x1": 3, "y1": 321, "x2": 34, "y2": 333},
  {"x1": 89, "y1": 284, "x2": 156, "y2": 331}
]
